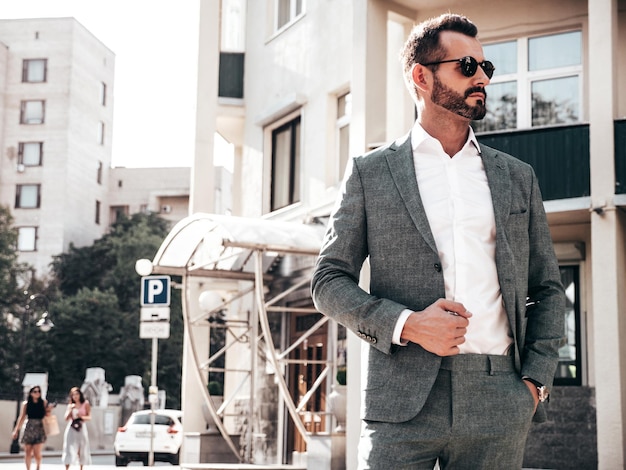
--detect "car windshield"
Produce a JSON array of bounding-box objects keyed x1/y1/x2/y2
[{"x1": 131, "y1": 414, "x2": 176, "y2": 426}]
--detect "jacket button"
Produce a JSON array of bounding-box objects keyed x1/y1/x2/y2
[{"x1": 434, "y1": 263, "x2": 442, "y2": 272}]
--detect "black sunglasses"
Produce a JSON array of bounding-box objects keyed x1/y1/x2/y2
[{"x1": 422, "y1": 56, "x2": 495, "y2": 79}]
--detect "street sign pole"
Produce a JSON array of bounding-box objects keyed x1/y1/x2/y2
[
  {"x1": 139, "y1": 275, "x2": 170, "y2": 467},
  {"x1": 149, "y1": 338, "x2": 158, "y2": 467}
]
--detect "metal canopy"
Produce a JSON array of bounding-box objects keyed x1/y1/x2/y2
[
  {"x1": 150, "y1": 213, "x2": 331, "y2": 463},
  {"x1": 152, "y1": 213, "x2": 324, "y2": 278}
]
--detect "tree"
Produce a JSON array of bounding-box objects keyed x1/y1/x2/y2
[
  {"x1": 47, "y1": 212, "x2": 183, "y2": 408},
  {"x1": 0, "y1": 205, "x2": 39, "y2": 396}
]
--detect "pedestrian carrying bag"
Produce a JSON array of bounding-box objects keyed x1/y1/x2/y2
[{"x1": 42, "y1": 414, "x2": 60, "y2": 436}]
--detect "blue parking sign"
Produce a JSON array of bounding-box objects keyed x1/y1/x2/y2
[{"x1": 141, "y1": 276, "x2": 171, "y2": 306}]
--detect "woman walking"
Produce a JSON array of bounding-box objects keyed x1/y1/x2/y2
[
  {"x1": 11, "y1": 386, "x2": 50, "y2": 470},
  {"x1": 62, "y1": 387, "x2": 92, "y2": 470}
]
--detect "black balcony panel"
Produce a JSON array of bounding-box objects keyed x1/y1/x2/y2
[
  {"x1": 477, "y1": 124, "x2": 590, "y2": 201},
  {"x1": 615, "y1": 120, "x2": 626, "y2": 194},
  {"x1": 219, "y1": 52, "x2": 244, "y2": 99}
]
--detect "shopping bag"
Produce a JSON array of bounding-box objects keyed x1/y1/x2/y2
[{"x1": 43, "y1": 414, "x2": 60, "y2": 436}]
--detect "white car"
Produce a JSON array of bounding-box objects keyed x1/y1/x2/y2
[{"x1": 113, "y1": 409, "x2": 183, "y2": 466}]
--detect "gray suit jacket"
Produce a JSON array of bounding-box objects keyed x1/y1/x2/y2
[{"x1": 311, "y1": 131, "x2": 565, "y2": 423}]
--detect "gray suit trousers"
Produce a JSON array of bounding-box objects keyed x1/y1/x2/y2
[{"x1": 358, "y1": 354, "x2": 536, "y2": 470}]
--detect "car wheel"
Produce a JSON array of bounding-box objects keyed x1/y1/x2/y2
[
  {"x1": 170, "y1": 451, "x2": 180, "y2": 465},
  {"x1": 115, "y1": 456, "x2": 128, "y2": 467}
]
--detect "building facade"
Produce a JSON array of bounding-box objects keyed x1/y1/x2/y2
[
  {"x1": 0, "y1": 17, "x2": 196, "y2": 277},
  {"x1": 0, "y1": 17, "x2": 115, "y2": 276},
  {"x1": 180, "y1": 0, "x2": 625, "y2": 469}
]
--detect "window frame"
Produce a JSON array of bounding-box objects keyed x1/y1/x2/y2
[
  {"x1": 22, "y1": 58, "x2": 47, "y2": 83},
  {"x1": 335, "y1": 91, "x2": 351, "y2": 184},
  {"x1": 474, "y1": 29, "x2": 583, "y2": 133},
  {"x1": 274, "y1": 0, "x2": 305, "y2": 33},
  {"x1": 95, "y1": 200, "x2": 101, "y2": 225},
  {"x1": 17, "y1": 227, "x2": 38, "y2": 252},
  {"x1": 15, "y1": 184, "x2": 41, "y2": 209},
  {"x1": 18, "y1": 142, "x2": 43, "y2": 166},
  {"x1": 100, "y1": 82, "x2": 107, "y2": 106},
  {"x1": 269, "y1": 114, "x2": 301, "y2": 212},
  {"x1": 554, "y1": 264, "x2": 583, "y2": 387},
  {"x1": 20, "y1": 100, "x2": 45, "y2": 125}
]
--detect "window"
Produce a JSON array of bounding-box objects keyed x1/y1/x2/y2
[
  {"x1": 20, "y1": 100, "x2": 45, "y2": 124},
  {"x1": 100, "y1": 82, "x2": 107, "y2": 106},
  {"x1": 15, "y1": 184, "x2": 41, "y2": 209},
  {"x1": 95, "y1": 200, "x2": 101, "y2": 224},
  {"x1": 336, "y1": 92, "x2": 352, "y2": 181},
  {"x1": 110, "y1": 206, "x2": 129, "y2": 224},
  {"x1": 271, "y1": 116, "x2": 301, "y2": 211},
  {"x1": 473, "y1": 30, "x2": 582, "y2": 133},
  {"x1": 97, "y1": 122, "x2": 105, "y2": 145},
  {"x1": 17, "y1": 227, "x2": 37, "y2": 251},
  {"x1": 18, "y1": 142, "x2": 43, "y2": 166},
  {"x1": 275, "y1": 0, "x2": 304, "y2": 31},
  {"x1": 554, "y1": 265, "x2": 582, "y2": 386},
  {"x1": 22, "y1": 59, "x2": 47, "y2": 82},
  {"x1": 97, "y1": 161, "x2": 103, "y2": 184}
]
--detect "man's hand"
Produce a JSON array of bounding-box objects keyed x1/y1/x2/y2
[{"x1": 400, "y1": 298, "x2": 472, "y2": 356}]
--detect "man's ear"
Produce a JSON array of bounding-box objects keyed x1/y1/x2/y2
[{"x1": 411, "y1": 63, "x2": 430, "y2": 94}]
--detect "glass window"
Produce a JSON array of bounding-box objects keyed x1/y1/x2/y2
[
  {"x1": 20, "y1": 100, "x2": 45, "y2": 124},
  {"x1": 100, "y1": 82, "x2": 107, "y2": 106},
  {"x1": 18, "y1": 142, "x2": 43, "y2": 166},
  {"x1": 555, "y1": 265, "x2": 581, "y2": 386},
  {"x1": 531, "y1": 76, "x2": 579, "y2": 126},
  {"x1": 97, "y1": 122, "x2": 105, "y2": 145},
  {"x1": 271, "y1": 116, "x2": 301, "y2": 211},
  {"x1": 337, "y1": 92, "x2": 351, "y2": 180},
  {"x1": 22, "y1": 59, "x2": 47, "y2": 82},
  {"x1": 95, "y1": 200, "x2": 101, "y2": 224},
  {"x1": 484, "y1": 41, "x2": 517, "y2": 75},
  {"x1": 473, "y1": 81, "x2": 517, "y2": 132},
  {"x1": 17, "y1": 227, "x2": 37, "y2": 251},
  {"x1": 472, "y1": 30, "x2": 582, "y2": 132},
  {"x1": 276, "y1": 0, "x2": 304, "y2": 31},
  {"x1": 15, "y1": 184, "x2": 41, "y2": 209},
  {"x1": 97, "y1": 161, "x2": 103, "y2": 184},
  {"x1": 529, "y1": 31, "x2": 581, "y2": 71}
]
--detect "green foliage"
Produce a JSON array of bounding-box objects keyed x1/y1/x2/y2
[{"x1": 45, "y1": 212, "x2": 183, "y2": 408}]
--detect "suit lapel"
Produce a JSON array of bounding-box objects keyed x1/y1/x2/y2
[
  {"x1": 480, "y1": 144, "x2": 518, "y2": 345},
  {"x1": 385, "y1": 133, "x2": 438, "y2": 254},
  {"x1": 480, "y1": 144, "x2": 511, "y2": 231}
]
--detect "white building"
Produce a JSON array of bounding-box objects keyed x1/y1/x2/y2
[{"x1": 0, "y1": 17, "x2": 114, "y2": 276}]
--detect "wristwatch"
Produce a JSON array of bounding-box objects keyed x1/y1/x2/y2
[{"x1": 523, "y1": 377, "x2": 549, "y2": 403}]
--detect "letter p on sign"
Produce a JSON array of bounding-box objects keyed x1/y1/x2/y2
[{"x1": 141, "y1": 276, "x2": 171, "y2": 306}]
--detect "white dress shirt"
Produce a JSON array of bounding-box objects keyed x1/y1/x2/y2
[{"x1": 392, "y1": 122, "x2": 513, "y2": 355}]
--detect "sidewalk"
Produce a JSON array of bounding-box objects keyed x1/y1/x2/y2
[{"x1": 0, "y1": 449, "x2": 113, "y2": 460}]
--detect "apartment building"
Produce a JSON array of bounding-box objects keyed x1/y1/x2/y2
[
  {"x1": 0, "y1": 18, "x2": 199, "y2": 277},
  {"x1": 0, "y1": 17, "x2": 114, "y2": 276},
  {"x1": 157, "y1": 1, "x2": 625, "y2": 469}
]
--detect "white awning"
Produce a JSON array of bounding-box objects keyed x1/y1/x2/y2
[{"x1": 151, "y1": 213, "x2": 325, "y2": 279}]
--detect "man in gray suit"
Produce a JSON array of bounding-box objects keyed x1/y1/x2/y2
[{"x1": 311, "y1": 13, "x2": 565, "y2": 469}]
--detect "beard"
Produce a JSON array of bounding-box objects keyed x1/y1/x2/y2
[{"x1": 431, "y1": 73, "x2": 487, "y2": 120}]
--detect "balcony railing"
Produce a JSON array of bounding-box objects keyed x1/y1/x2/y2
[{"x1": 477, "y1": 124, "x2": 591, "y2": 201}]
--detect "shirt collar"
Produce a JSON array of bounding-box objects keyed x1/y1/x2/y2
[{"x1": 410, "y1": 120, "x2": 481, "y2": 157}]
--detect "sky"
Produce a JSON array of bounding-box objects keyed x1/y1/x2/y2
[{"x1": 0, "y1": 0, "x2": 201, "y2": 168}]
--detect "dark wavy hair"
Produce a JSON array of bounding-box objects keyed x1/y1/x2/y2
[
  {"x1": 400, "y1": 13, "x2": 478, "y2": 100},
  {"x1": 68, "y1": 386, "x2": 86, "y2": 404}
]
